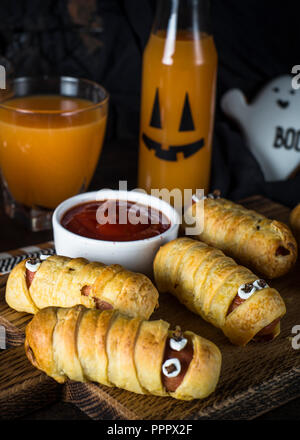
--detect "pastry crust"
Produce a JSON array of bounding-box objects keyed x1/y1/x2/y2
[
  {"x1": 6, "y1": 255, "x2": 158, "y2": 320},
  {"x1": 154, "y1": 238, "x2": 286, "y2": 346},
  {"x1": 25, "y1": 305, "x2": 222, "y2": 400},
  {"x1": 290, "y1": 203, "x2": 300, "y2": 245},
  {"x1": 183, "y1": 197, "x2": 297, "y2": 278}
]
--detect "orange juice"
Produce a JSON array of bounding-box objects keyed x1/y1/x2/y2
[
  {"x1": 0, "y1": 95, "x2": 107, "y2": 209},
  {"x1": 138, "y1": 31, "x2": 217, "y2": 195}
]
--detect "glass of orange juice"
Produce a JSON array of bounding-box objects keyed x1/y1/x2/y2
[{"x1": 0, "y1": 76, "x2": 108, "y2": 231}]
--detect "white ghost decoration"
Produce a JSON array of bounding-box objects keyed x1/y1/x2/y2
[{"x1": 221, "y1": 75, "x2": 300, "y2": 181}]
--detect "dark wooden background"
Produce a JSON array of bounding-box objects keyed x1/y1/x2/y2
[{"x1": 0, "y1": 139, "x2": 299, "y2": 420}]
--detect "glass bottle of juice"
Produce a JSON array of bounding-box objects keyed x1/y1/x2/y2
[{"x1": 138, "y1": 0, "x2": 217, "y2": 197}]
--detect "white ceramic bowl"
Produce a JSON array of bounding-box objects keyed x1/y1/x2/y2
[{"x1": 52, "y1": 190, "x2": 180, "y2": 275}]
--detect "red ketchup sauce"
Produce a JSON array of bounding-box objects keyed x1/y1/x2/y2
[{"x1": 61, "y1": 200, "x2": 171, "y2": 242}]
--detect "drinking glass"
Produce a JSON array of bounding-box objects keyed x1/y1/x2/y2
[{"x1": 0, "y1": 76, "x2": 108, "y2": 231}]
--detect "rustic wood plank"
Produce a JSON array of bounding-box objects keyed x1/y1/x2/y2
[
  {"x1": 0, "y1": 346, "x2": 62, "y2": 419},
  {"x1": 0, "y1": 196, "x2": 299, "y2": 420}
]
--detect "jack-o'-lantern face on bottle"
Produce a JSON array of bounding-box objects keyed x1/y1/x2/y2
[
  {"x1": 142, "y1": 88, "x2": 204, "y2": 161},
  {"x1": 138, "y1": 32, "x2": 217, "y2": 194}
]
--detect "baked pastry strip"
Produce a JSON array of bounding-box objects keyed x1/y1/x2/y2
[
  {"x1": 183, "y1": 196, "x2": 297, "y2": 278},
  {"x1": 6, "y1": 255, "x2": 158, "y2": 319},
  {"x1": 154, "y1": 238, "x2": 286, "y2": 346},
  {"x1": 290, "y1": 203, "x2": 300, "y2": 245},
  {"x1": 25, "y1": 305, "x2": 222, "y2": 401}
]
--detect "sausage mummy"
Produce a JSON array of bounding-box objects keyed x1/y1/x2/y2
[
  {"x1": 25, "y1": 305, "x2": 222, "y2": 400},
  {"x1": 154, "y1": 238, "x2": 286, "y2": 346},
  {"x1": 183, "y1": 194, "x2": 297, "y2": 279},
  {"x1": 6, "y1": 255, "x2": 158, "y2": 320}
]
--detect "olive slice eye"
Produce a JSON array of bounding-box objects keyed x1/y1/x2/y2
[{"x1": 237, "y1": 283, "x2": 256, "y2": 299}]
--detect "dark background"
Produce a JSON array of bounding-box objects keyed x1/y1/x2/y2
[
  {"x1": 0, "y1": 0, "x2": 300, "y2": 206},
  {"x1": 0, "y1": 0, "x2": 299, "y2": 421}
]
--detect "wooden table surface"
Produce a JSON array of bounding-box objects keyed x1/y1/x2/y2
[{"x1": 0, "y1": 139, "x2": 299, "y2": 420}]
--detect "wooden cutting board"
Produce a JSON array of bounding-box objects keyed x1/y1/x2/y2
[{"x1": 0, "y1": 196, "x2": 300, "y2": 420}]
